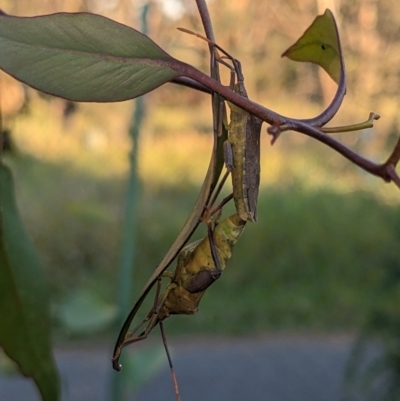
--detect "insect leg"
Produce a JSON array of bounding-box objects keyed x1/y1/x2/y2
[
  {"x1": 205, "y1": 141, "x2": 235, "y2": 216},
  {"x1": 112, "y1": 313, "x2": 158, "y2": 371},
  {"x1": 205, "y1": 140, "x2": 236, "y2": 217},
  {"x1": 207, "y1": 220, "x2": 223, "y2": 275},
  {"x1": 204, "y1": 134, "x2": 237, "y2": 219},
  {"x1": 208, "y1": 193, "x2": 233, "y2": 219},
  {"x1": 112, "y1": 278, "x2": 176, "y2": 371},
  {"x1": 206, "y1": 168, "x2": 231, "y2": 212},
  {"x1": 125, "y1": 274, "x2": 165, "y2": 339},
  {"x1": 200, "y1": 133, "x2": 237, "y2": 276},
  {"x1": 160, "y1": 321, "x2": 181, "y2": 401}
]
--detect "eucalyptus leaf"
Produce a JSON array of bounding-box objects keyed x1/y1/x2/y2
[
  {"x1": 0, "y1": 12, "x2": 180, "y2": 102},
  {"x1": 282, "y1": 9, "x2": 341, "y2": 84},
  {"x1": 0, "y1": 163, "x2": 60, "y2": 401}
]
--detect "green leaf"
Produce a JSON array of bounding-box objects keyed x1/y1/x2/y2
[
  {"x1": 122, "y1": 346, "x2": 165, "y2": 392},
  {"x1": 0, "y1": 163, "x2": 60, "y2": 401},
  {"x1": 0, "y1": 12, "x2": 180, "y2": 102},
  {"x1": 57, "y1": 289, "x2": 116, "y2": 335},
  {"x1": 282, "y1": 9, "x2": 342, "y2": 84}
]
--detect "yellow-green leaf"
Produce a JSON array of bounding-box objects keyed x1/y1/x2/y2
[{"x1": 282, "y1": 9, "x2": 342, "y2": 84}]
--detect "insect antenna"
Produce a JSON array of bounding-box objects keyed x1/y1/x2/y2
[{"x1": 177, "y1": 27, "x2": 244, "y2": 88}]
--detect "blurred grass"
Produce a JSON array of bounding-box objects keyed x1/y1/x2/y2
[{"x1": 4, "y1": 135, "x2": 399, "y2": 338}]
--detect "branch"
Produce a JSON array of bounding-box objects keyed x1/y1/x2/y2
[
  {"x1": 321, "y1": 112, "x2": 380, "y2": 133},
  {"x1": 196, "y1": 0, "x2": 216, "y2": 43},
  {"x1": 298, "y1": 10, "x2": 347, "y2": 128},
  {"x1": 299, "y1": 68, "x2": 346, "y2": 127},
  {"x1": 292, "y1": 122, "x2": 380, "y2": 174},
  {"x1": 164, "y1": 60, "x2": 399, "y2": 187},
  {"x1": 171, "y1": 77, "x2": 211, "y2": 94},
  {"x1": 290, "y1": 120, "x2": 400, "y2": 185},
  {"x1": 385, "y1": 135, "x2": 400, "y2": 167},
  {"x1": 386, "y1": 165, "x2": 400, "y2": 189},
  {"x1": 383, "y1": 136, "x2": 400, "y2": 189},
  {"x1": 174, "y1": 5, "x2": 347, "y2": 129}
]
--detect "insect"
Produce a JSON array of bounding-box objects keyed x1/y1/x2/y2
[
  {"x1": 112, "y1": 213, "x2": 245, "y2": 401},
  {"x1": 112, "y1": 213, "x2": 245, "y2": 368},
  {"x1": 226, "y1": 81, "x2": 262, "y2": 222},
  {"x1": 112, "y1": 32, "x2": 261, "y2": 401},
  {"x1": 179, "y1": 28, "x2": 263, "y2": 222}
]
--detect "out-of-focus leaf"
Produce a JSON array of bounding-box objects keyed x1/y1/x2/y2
[
  {"x1": 122, "y1": 346, "x2": 165, "y2": 392},
  {"x1": 0, "y1": 163, "x2": 60, "y2": 401},
  {"x1": 57, "y1": 289, "x2": 116, "y2": 334},
  {"x1": 0, "y1": 12, "x2": 180, "y2": 102},
  {"x1": 282, "y1": 9, "x2": 341, "y2": 84}
]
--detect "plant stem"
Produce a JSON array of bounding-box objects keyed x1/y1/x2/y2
[
  {"x1": 111, "y1": 4, "x2": 149, "y2": 401},
  {"x1": 196, "y1": 0, "x2": 216, "y2": 43},
  {"x1": 163, "y1": 59, "x2": 399, "y2": 183}
]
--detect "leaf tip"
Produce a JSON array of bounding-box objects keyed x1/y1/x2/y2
[{"x1": 281, "y1": 7, "x2": 342, "y2": 84}]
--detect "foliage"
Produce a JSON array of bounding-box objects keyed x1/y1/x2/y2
[
  {"x1": 0, "y1": 12, "x2": 179, "y2": 102},
  {"x1": 343, "y1": 246, "x2": 400, "y2": 400},
  {"x1": 0, "y1": 164, "x2": 60, "y2": 401},
  {"x1": 9, "y1": 155, "x2": 398, "y2": 335},
  {"x1": 282, "y1": 9, "x2": 342, "y2": 84},
  {"x1": 0, "y1": 2, "x2": 399, "y2": 401}
]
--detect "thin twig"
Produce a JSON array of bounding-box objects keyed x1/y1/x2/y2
[
  {"x1": 166, "y1": 60, "x2": 399, "y2": 185},
  {"x1": 321, "y1": 112, "x2": 380, "y2": 133},
  {"x1": 166, "y1": 6, "x2": 399, "y2": 189},
  {"x1": 171, "y1": 77, "x2": 211, "y2": 94},
  {"x1": 385, "y1": 135, "x2": 400, "y2": 167},
  {"x1": 293, "y1": 120, "x2": 391, "y2": 181},
  {"x1": 385, "y1": 165, "x2": 400, "y2": 189},
  {"x1": 196, "y1": 0, "x2": 215, "y2": 43}
]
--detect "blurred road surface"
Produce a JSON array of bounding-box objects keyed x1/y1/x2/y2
[{"x1": 0, "y1": 334, "x2": 373, "y2": 401}]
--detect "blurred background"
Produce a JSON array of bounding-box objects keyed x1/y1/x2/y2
[{"x1": 0, "y1": 0, "x2": 400, "y2": 400}]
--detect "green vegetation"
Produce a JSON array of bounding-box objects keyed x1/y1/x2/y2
[
  {"x1": 1, "y1": 2, "x2": 400, "y2": 400},
  {"x1": 6, "y1": 152, "x2": 399, "y2": 338}
]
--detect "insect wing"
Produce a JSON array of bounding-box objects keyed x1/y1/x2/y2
[
  {"x1": 244, "y1": 114, "x2": 262, "y2": 222},
  {"x1": 228, "y1": 102, "x2": 262, "y2": 222}
]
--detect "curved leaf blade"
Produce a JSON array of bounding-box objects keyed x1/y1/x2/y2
[
  {"x1": 282, "y1": 9, "x2": 341, "y2": 84},
  {"x1": 0, "y1": 164, "x2": 60, "y2": 401},
  {"x1": 0, "y1": 12, "x2": 180, "y2": 102}
]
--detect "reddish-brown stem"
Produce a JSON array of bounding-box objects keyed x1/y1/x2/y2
[
  {"x1": 293, "y1": 120, "x2": 394, "y2": 182},
  {"x1": 167, "y1": 4, "x2": 399, "y2": 189},
  {"x1": 171, "y1": 77, "x2": 211, "y2": 93},
  {"x1": 385, "y1": 135, "x2": 400, "y2": 167},
  {"x1": 163, "y1": 59, "x2": 399, "y2": 186},
  {"x1": 196, "y1": 0, "x2": 216, "y2": 43},
  {"x1": 386, "y1": 165, "x2": 400, "y2": 189}
]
